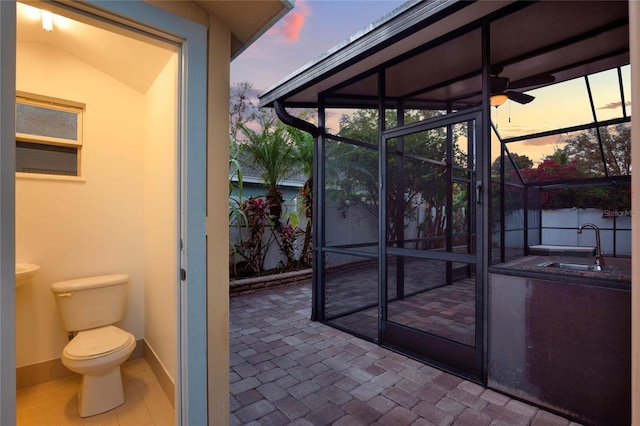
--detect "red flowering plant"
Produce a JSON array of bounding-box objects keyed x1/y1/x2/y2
[
  {"x1": 232, "y1": 197, "x2": 276, "y2": 277},
  {"x1": 266, "y1": 189, "x2": 301, "y2": 271},
  {"x1": 520, "y1": 157, "x2": 609, "y2": 209},
  {"x1": 273, "y1": 219, "x2": 303, "y2": 271}
]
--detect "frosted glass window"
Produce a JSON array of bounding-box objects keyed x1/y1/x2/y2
[{"x1": 16, "y1": 103, "x2": 78, "y2": 141}]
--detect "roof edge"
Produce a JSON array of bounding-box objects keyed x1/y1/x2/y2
[
  {"x1": 231, "y1": 0, "x2": 294, "y2": 61},
  {"x1": 258, "y1": 0, "x2": 466, "y2": 107}
]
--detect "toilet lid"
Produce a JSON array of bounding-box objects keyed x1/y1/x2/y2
[{"x1": 64, "y1": 326, "x2": 134, "y2": 360}]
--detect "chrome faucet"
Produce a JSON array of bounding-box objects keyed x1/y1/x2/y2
[{"x1": 578, "y1": 223, "x2": 605, "y2": 271}]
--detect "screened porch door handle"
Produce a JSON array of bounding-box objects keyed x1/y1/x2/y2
[{"x1": 476, "y1": 181, "x2": 481, "y2": 204}]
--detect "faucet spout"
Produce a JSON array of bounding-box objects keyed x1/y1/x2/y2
[{"x1": 578, "y1": 223, "x2": 605, "y2": 270}]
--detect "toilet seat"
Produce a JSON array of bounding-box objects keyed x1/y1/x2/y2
[{"x1": 64, "y1": 326, "x2": 134, "y2": 360}]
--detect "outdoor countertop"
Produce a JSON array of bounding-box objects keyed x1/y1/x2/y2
[{"x1": 489, "y1": 255, "x2": 631, "y2": 291}]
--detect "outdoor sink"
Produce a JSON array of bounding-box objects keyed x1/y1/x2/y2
[
  {"x1": 538, "y1": 261, "x2": 599, "y2": 272},
  {"x1": 15, "y1": 263, "x2": 39, "y2": 287}
]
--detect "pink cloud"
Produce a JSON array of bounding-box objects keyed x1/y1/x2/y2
[
  {"x1": 269, "y1": 0, "x2": 310, "y2": 42},
  {"x1": 522, "y1": 134, "x2": 560, "y2": 147},
  {"x1": 598, "y1": 100, "x2": 632, "y2": 110}
]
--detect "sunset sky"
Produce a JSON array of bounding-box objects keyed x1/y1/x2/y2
[
  {"x1": 231, "y1": 0, "x2": 408, "y2": 91},
  {"x1": 231, "y1": 0, "x2": 631, "y2": 166}
]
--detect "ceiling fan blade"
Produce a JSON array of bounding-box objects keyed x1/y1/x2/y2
[
  {"x1": 508, "y1": 74, "x2": 555, "y2": 90},
  {"x1": 506, "y1": 91, "x2": 535, "y2": 104}
]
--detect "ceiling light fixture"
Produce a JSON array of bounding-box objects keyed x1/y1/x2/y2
[
  {"x1": 490, "y1": 94, "x2": 508, "y2": 107},
  {"x1": 41, "y1": 10, "x2": 53, "y2": 32}
]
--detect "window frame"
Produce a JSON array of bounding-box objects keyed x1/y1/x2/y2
[{"x1": 15, "y1": 92, "x2": 84, "y2": 180}]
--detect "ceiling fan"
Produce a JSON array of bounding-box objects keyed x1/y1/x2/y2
[{"x1": 490, "y1": 65, "x2": 555, "y2": 106}]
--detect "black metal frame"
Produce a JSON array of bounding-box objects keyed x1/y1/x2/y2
[
  {"x1": 380, "y1": 108, "x2": 484, "y2": 382},
  {"x1": 310, "y1": 3, "x2": 631, "y2": 386}
]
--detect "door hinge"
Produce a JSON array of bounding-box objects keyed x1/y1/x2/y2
[{"x1": 180, "y1": 268, "x2": 186, "y2": 281}]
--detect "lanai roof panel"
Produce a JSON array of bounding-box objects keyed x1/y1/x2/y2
[{"x1": 259, "y1": 0, "x2": 629, "y2": 110}]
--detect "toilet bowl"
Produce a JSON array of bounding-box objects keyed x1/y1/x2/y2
[
  {"x1": 51, "y1": 273, "x2": 136, "y2": 417},
  {"x1": 61, "y1": 326, "x2": 136, "y2": 417}
]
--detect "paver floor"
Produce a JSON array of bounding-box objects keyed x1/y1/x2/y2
[
  {"x1": 323, "y1": 258, "x2": 475, "y2": 343},
  {"x1": 230, "y1": 282, "x2": 581, "y2": 426}
]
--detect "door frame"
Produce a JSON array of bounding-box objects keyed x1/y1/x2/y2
[
  {"x1": 85, "y1": 3, "x2": 209, "y2": 423},
  {"x1": 379, "y1": 109, "x2": 484, "y2": 382},
  {"x1": 0, "y1": 1, "x2": 17, "y2": 423}
]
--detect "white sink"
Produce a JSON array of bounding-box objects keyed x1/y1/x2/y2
[{"x1": 15, "y1": 263, "x2": 39, "y2": 288}]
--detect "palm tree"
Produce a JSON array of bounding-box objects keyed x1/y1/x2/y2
[
  {"x1": 287, "y1": 124, "x2": 314, "y2": 265},
  {"x1": 239, "y1": 118, "x2": 300, "y2": 221}
]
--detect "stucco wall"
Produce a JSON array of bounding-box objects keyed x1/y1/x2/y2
[{"x1": 206, "y1": 11, "x2": 232, "y2": 423}]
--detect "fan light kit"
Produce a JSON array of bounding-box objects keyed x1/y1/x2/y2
[
  {"x1": 490, "y1": 65, "x2": 555, "y2": 106},
  {"x1": 490, "y1": 94, "x2": 508, "y2": 107}
]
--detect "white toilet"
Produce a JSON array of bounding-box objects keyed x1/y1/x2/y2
[{"x1": 51, "y1": 273, "x2": 136, "y2": 417}]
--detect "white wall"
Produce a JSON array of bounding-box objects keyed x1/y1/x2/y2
[
  {"x1": 15, "y1": 41, "x2": 175, "y2": 371},
  {"x1": 143, "y1": 53, "x2": 178, "y2": 381}
]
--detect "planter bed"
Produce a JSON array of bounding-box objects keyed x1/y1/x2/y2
[{"x1": 230, "y1": 268, "x2": 312, "y2": 295}]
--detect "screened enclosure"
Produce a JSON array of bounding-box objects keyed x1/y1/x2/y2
[{"x1": 262, "y1": 0, "x2": 632, "y2": 391}]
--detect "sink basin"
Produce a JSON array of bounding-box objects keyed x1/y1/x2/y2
[
  {"x1": 538, "y1": 261, "x2": 599, "y2": 272},
  {"x1": 15, "y1": 263, "x2": 39, "y2": 287}
]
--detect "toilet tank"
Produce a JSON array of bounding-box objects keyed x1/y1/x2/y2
[{"x1": 51, "y1": 274, "x2": 129, "y2": 332}]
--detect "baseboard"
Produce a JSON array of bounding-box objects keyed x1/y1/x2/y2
[
  {"x1": 16, "y1": 339, "x2": 174, "y2": 407},
  {"x1": 16, "y1": 358, "x2": 73, "y2": 389},
  {"x1": 143, "y1": 340, "x2": 175, "y2": 408},
  {"x1": 17, "y1": 338, "x2": 145, "y2": 389}
]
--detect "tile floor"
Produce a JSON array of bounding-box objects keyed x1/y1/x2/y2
[{"x1": 16, "y1": 358, "x2": 174, "y2": 426}]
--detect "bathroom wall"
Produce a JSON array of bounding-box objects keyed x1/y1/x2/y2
[
  {"x1": 15, "y1": 41, "x2": 176, "y2": 377},
  {"x1": 143, "y1": 54, "x2": 178, "y2": 382}
]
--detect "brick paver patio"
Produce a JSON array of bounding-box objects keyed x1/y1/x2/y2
[{"x1": 230, "y1": 282, "x2": 581, "y2": 425}]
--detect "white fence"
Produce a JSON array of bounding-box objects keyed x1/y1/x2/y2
[{"x1": 503, "y1": 208, "x2": 631, "y2": 256}]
